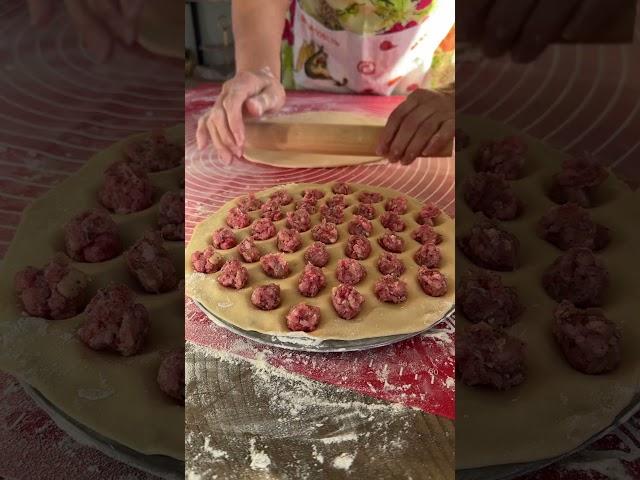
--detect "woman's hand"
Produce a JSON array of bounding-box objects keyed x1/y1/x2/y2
[
  {"x1": 28, "y1": 0, "x2": 144, "y2": 61},
  {"x1": 377, "y1": 88, "x2": 454, "y2": 165},
  {"x1": 196, "y1": 67, "x2": 286, "y2": 164}
]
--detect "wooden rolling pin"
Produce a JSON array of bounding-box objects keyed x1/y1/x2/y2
[{"x1": 244, "y1": 121, "x2": 454, "y2": 158}]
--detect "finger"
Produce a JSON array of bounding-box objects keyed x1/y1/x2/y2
[
  {"x1": 457, "y1": 0, "x2": 495, "y2": 43},
  {"x1": 207, "y1": 116, "x2": 233, "y2": 164},
  {"x1": 562, "y1": 0, "x2": 617, "y2": 41},
  {"x1": 211, "y1": 103, "x2": 242, "y2": 157},
  {"x1": 28, "y1": 0, "x2": 56, "y2": 27},
  {"x1": 422, "y1": 118, "x2": 455, "y2": 158},
  {"x1": 88, "y1": 0, "x2": 135, "y2": 45},
  {"x1": 196, "y1": 114, "x2": 210, "y2": 150},
  {"x1": 377, "y1": 98, "x2": 419, "y2": 156},
  {"x1": 512, "y1": 0, "x2": 580, "y2": 63},
  {"x1": 400, "y1": 115, "x2": 441, "y2": 165},
  {"x1": 64, "y1": 0, "x2": 112, "y2": 61},
  {"x1": 481, "y1": 0, "x2": 536, "y2": 57},
  {"x1": 388, "y1": 107, "x2": 433, "y2": 162},
  {"x1": 245, "y1": 83, "x2": 286, "y2": 117}
]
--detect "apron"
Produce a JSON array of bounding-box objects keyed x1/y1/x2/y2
[{"x1": 291, "y1": 0, "x2": 454, "y2": 95}]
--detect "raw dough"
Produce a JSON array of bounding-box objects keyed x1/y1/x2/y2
[
  {"x1": 456, "y1": 115, "x2": 640, "y2": 469},
  {"x1": 185, "y1": 183, "x2": 455, "y2": 341},
  {"x1": 243, "y1": 112, "x2": 385, "y2": 169},
  {"x1": 138, "y1": 1, "x2": 183, "y2": 59},
  {"x1": 0, "y1": 126, "x2": 185, "y2": 460}
]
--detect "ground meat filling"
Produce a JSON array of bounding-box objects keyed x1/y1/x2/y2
[
  {"x1": 237, "y1": 237, "x2": 261, "y2": 263},
  {"x1": 64, "y1": 208, "x2": 122, "y2": 262},
  {"x1": 336, "y1": 258, "x2": 367, "y2": 285},
  {"x1": 126, "y1": 232, "x2": 178, "y2": 293},
  {"x1": 250, "y1": 218, "x2": 276, "y2": 240},
  {"x1": 311, "y1": 220, "x2": 339, "y2": 244},
  {"x1": 458, "y1": 222, "x2": 519, "y2": 271},
  {"x1": 377, "y1": 253, "x2": 406, "y2": 276},
  {"x1": 302, "y1": 188, "x2": 325, "y2": 202},
  {"x1": 124, "y1": 131, "x2": 183, "y2": 172},
  {"x1": 286, "y1": 303, "x2": 321, "y2": 332},
  {"x1": 251, "y1": 284, "x2": 282, "y2": 310},
  {"x1": 458, "y1": 270, "x2": 523, "y2": 327},
  {"x1": 332, "y1": 182, "x2": 352, "y2": 195},
  {"x1": 455, "y1": 128, "x2": 470, "y2": 152},
  {"x1": 211, "y1": 227, "x2": 237, "y2": 249},
  {"x1": 417, "y1": 202, "x2": 441, "y2": 226},
  {"x1": 158, "y1": 190, "x2": 185, "y2": 241},
  {"x1": 345, "y1": 235, "x2": 372, "y2": 260},
  {"x1": 542, "y1": 247, "x2": 608, "y2": 307},
  {"x1": 353, "y1": 203, "x2": 377, "y2": 220},
  {"x1": 15, "y1": 256, "x2": 88, "y2": 320},
  {"x1": 269, "y1": 189, "x2": 293, "y2": 206},
  {"x1": 260, "y1": 199, "x2": 284, "y2": 221},
  {"x1": 414, "y1": 243, "x2": 441, "y2": 268},
  {"x1": 98, "y1": 161, "x2": 153, "y2": 214},
  {"x1": 277, "y1": 228, "x2": 302, "y2": 253},
  {"x1": 378, "y1": 231, "x2": 405, "y2": 253},
  {"x1": 385, "y1": 196, "x2": 408, "y2": 215},
  {"x1": 295, "y1": 199, "x2": 318, "y2": 215},
  {"x1": 474, "y1": 136, "x2": 527, "y2": 180},
  {"x1": 380, "y1": 211, "x2": 406, "y2": 232},
  {"x1": 537, "y1": 203, "x2": 609, "y2": 251},
  {"x1": 463, "y1": 173, "x2": 521, "y2": 220},
  {"x1": 374, "y1": 275, "x2": 408, "y2": 304},
  {"x1": 237, "y1": 193, "x2": 263, "y2": 211},
  {"x1": 286, "y1": 208, "x2": 312, "y2": 232},
  {"x1": 77, "y1": 284, "x2": 150, "y2": 357},
  {"x1": 348, "y1": 215, "x2": 373, "y2": 237},
  {"x1": 226, "y1": 206, "x2": 252, "y2": 229},
  {"x1": 553, "y1": 301, "x2": 620, "y2": 374},
  {"x1": 418, "y1": 267, "x2": 447, "y2": 296},
  {"x1": 191, "y1": 246, "x2": 225, "y2": 273},
  {"x1": 457, "y1": 322, "x2": 526, "y2": 390},
  {"x1": 358, "y1": 191, "x2": 384, "y2": 204},
  {"x1": 298, "y1": 264, "x2": 327, "y2": 297},
  {"x1": 320, "y1": 204, "x2": 345, "y2": 224},
  {"x1": 157, "y1": 349, "x2": 185, "y2": 404},
  {"x1": 260, "y1": 253, "x2": 290, "y2": 279},
  {"x1": 217, "y1": 259, "x2": 249, "y2": 289},
  {"x1": 549, "y1": 156, "x2": 609, "y2": 207},
  {"x1": 331, "y1": 284, "x2": 365, "y2": 320},
  {"x1": 325, "y1": 195, "x2": 347, "y2": 209},
  {"x1": 304, "y1": 242, "x2": 330, "y2": 267},
  {"x1": 412, "y1": 224, "x2": 442, "y2": 245}
]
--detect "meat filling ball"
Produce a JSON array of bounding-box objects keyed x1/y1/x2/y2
[
  {"x1": 553, "y1": 301, "x2": 620, "y2": 374},
  {"x1": 251, "y1": 284, "x2": 282, "y2": 311},
  {"x1": 98, "y1": 161, "x2": 153, "y2": 214},
  {"x1": 260, "y1": 253, "x2": 290, "y2": 279},
  {"x1": 457, "y1": 322, "x2": 526, "y2": 390},
  {"x1": 126, "y1": 232, "x2": 178, "y2": 293},
  {"x1": 211, "y1": 227, "x2": 237, "y2": 249},
  {"x1": 463, "y1": 173, "x2": 521, "y2": 220},
  {"x1": 385, "y1": 196, "x2": 408, "y2": 214},
  {"x1": 298, "y1": 264, "x2": 327, "y2": 297},
  {"x1": 377, "y1": 253, "x2": 406, "y2": 276},
  {"x1": 251, "y1": 217, "x2": 276, "y2": 240},
  {"x1": 260, "y1": 199, "x2": 284, "y2": 221},
  {"x1": 237, "y1": 237, "x2": 261, "y2": 263},
  {"x1": 458, "y1": 270, "x2": 523, "y2": 327},
  {"x1": 277, "y1": 228, "x2": 302, "y2": 253},
  {"x1": 286, "y1": 303, "x2": 321, "y2": 332},
  {"x1": 348, "y1": 215, "x2": 373, "y2": 237},
  {"x1": 412, "y1": 224, "x2": 442, "y2": 245},
  {"x1": 358, "y1": 191, "x2": 384, "y2": 204},
  {"x1": 302, "y1": 188, "x2": 325, "y2": 202},
  {"x1": 374, "y1": 275, "x2": 408, "y2": 304},
  {"x1": 320, "y1": 204, "x2": 345, "y2": 224},
  {"x1": 458, "y1": 222, "x2": 519, "y2": 271},
  {"x1": 237, "y1": 193, "x2": 263, "y2": 211},
  {"x1": 542, "y1": 247, "x2": 608, "y2": 307},
  {"x1": 417, "y1": 202, "x2": 441, "y2": 226},
  {"x1": 64, "y1": 208, "x2": 121, "y2": 262},
  {"x1": 353, "y1": 203, "x2": 376, "y2": 220},
  {"x1": 549, "y1": 156, "x2": 608, "y2": 207},
  {"x1": 304, "y1": 242, "x2": 330, "y2": 267},
  {"x1": 325, "y1": 195, "x2": 347, "y2": 209},
  {"x1": 336, "y1": 258, "x2": 367, "y2": 285},
  {"x1": 414, "y1": 243, "x2": 441, "y2": 268},
  {"x1": 15, "y1": 256, "x2": 88, "y2": 320},
  {"x1": 474, "y1": 136, "x2": 527, "y2": 180},
  {"x1": 345, "y1": 235, "x2": 372, "y2": 260},
  {"x1": 380, "y1": 211, "x2": 406, "y2": 232},
  {"x1": 378, "y1": 231, "x2": 405, "y2": 253},
  {"x1": 311, "y1": 220, "x2": 339, "y2": 244},
  {"x1": 286, "y1": 208, "x2": 312, "y2": 232},
  {"x1": 191, "y1": 246, "x2": 225, "y2": 274},
  {"x1": 332, "y1": 182, "x2": 352, "y2": 195},
  {"x1": 226, "y1": 206, "x2": 252, "y2": 229},
  {"x1": 295, "y1": 199, "x2": 318, "y2": 215},
  {"x1": 537, "y1": 203, "x2": 609, "y2": 251},
  {"x1": 217, "y1": 259, "x2": 249, "y2": 289},
  {"x1": 157, "y1": 349, "x2": 185, "y2": 404},
  {"x1": 125, "y1": 131, "x2": 182, "y2": 172},
  {"x1": 269, "y1": 189, "x2": 293, "y2": 206},
  {"x1": 77, "y1": 284, "x2": 150, "y2": 357},
  {"x1": 158, "y1": 190, "x2": 185, "y2": 241},
  {"x1": 331, "y1": 284, "x2": 365, "y2": 320},
  {"x1": 418, "y1": 267, "x2": 447, "y2": 297}
]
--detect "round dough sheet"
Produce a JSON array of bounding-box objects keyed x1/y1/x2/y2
[
  {"x1": 456, "y1": 115, "x2": 640, "y2": 469},
  {"x1": 243, "y1": 112, "x2": 385, "y2": 168},
  {"x1": 185, "y1": 183, "x2": 455, "y2": 341}
]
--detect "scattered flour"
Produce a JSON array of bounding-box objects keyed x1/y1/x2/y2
[
  {"x1": 311, "y1": 444, "x2": 324, "y2": 464},
  {"x1": 331, "y1": 453, "x2": 355, "y2": 471},
  {"x1": 203, "y1": 437, "x2": 228, "y2": 460},
  {"x1": 320, "y1": 433, "x2": 359, "y2": 444},
  {"x1": 249, "y1": 438, "x2": 271, "y2": 470}
]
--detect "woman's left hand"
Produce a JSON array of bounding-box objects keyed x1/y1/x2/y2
[{"x1": 377, "y1": 88, "x2": 454, "y2": 165}]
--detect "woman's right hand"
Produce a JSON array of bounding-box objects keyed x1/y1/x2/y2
[{"x1": 196, "y1": 67, "x2": 286, "y2": 163}]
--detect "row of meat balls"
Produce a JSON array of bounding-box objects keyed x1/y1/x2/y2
[{"x1": 455, "y1": 135, "x2": 618, "y2": 390}]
